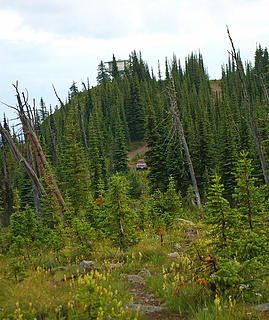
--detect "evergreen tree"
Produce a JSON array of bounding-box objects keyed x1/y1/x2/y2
[
  {"x1": 69, "y1": 81, "x2": 79, "y2": 98},
  {"x1": 113, "y1": 110, "x2": 128, "y2": 173},
  {"x1": 232, "y1": 151, "x2": 266, "y2": 231},
  {"x1": 206, "y1": 174, "x2": 235, "y2": 251},
  {"x1": 97, "y1": 61, "x2": 110, "y2": 86},
  {"x1": 88, "y1": 110, "x2": 104, "y2": 195},
  {"x1": 144, "y1": 96, "x2": 167, "y2": 191},
  {"x1": 59, "y1": 108, "x2": 90, "y2": 213},
  {"x1": 103, "y1": 173, "x2": 138, "y2": 248},
  {"x1": 111, "y1": 54, "x2": 120, "y2": 80}
]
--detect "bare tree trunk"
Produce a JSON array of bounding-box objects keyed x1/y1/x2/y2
[
  {"x1": 0, "y1": 123, "x2": 46, "y2": 197},
  {"x1": 14, "y1": 83, "x2": 66, "y2": 214},
  {"x1": 0, "y1": 132, "x2": 14, "y2": 226},
  {"x1": 24, "y1": 133, "x2": 42, "y2": 219},
  {"x1": 77, "y1": 98, "x2": 89, "y2": 161},
  {"x1": 227, "y1": 27, "x2": 269, "y2": 186},
  {"x1": 48, "y1": 117, "x2": 58, "y2": 165},
  {"x1": 168, "y1": 81, "x2": 202, "y2": 209},
  {"x1": 259, "y1": 74, "x2": 269, "y2": 118}
]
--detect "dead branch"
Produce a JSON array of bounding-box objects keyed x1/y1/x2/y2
[
  {"x1": 259, "y1": 74, "x2": 269, "y2": 117},
  {"x1": 0, "y1": 122, "x2": 46, "y2": 197},
  {"x1": 167, "y1": 77, "x2": 202, "y2": 209},
  {"x1": 227, "y1": 26, "x2": 269, "y2": 186}
]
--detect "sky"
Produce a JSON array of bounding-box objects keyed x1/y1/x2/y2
[{"x1": 0, "y1": 0, "x2": 269, "y2": 125}]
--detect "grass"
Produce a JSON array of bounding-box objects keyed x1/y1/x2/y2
[{"x1": 0, "y1": 224, "x2": 268, "y2": 319}]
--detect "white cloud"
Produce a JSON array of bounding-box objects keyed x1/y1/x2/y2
[{"x1": 1, "y1": 0, "x2": 269, "y2": 122}]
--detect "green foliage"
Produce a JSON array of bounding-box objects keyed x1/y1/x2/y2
[
  {"x1": 59, "y1": 107, "x2": 91, "y2": 213},
  {"x1": 71, "y1": 215, "x2": 96, "y2": 254},
  {"x1": 233, "y1": 151, "x2": 266, "y2": 231},
  {"x1": 206, "y1": 174, "x2": 235, "y2": 250},
  {"x1": 47, "y1": 224, "x2": 68, "y2": 253},
  {"x1": 9, "y1": 204, "x2": 39, "y2": 242},
  {"x1": 149, "y1": 176, "x2": 183, "y2": 235},
  {"x1": 0, "y1": 193, "x2": 4, "y2": 224},
  {"x1": 210, "y1": 257, "x2": 243, "y2": 292},
  {"x1": 103, "y1": 173, "x2": 139, "y2": 248}
]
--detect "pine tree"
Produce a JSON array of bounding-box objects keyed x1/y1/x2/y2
[
  {"x1": 97, "y1": 61, "x2": 110, "y2": 86},
  {"x1": 113, "y1": 110, "x2": 128, "y2": 173},
  {"x1": 144, "y1": 95, "x2": 167, "y2": 191},
  {"x1": 111, "y1": 54, "x2": 120, "y2": 80},
  {"x1": 88, "y1": 111, "x2": 104, "y2": 195},
  {"x1": 103, "y1": 173, "x2": 138, "y2": 248},
  {"x1": 206, "y1": 174, "x2": 235, "y2": 250},
  {"x1": 232, "y1": 151, "x2": 266, "y2": 231},
  {"x1": 59, "y1": 108, "x2": 90, "y2": 213}
]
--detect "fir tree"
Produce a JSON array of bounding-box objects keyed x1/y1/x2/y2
[
  {"x1": 206, "y1": 174, "x2": 235, "y2": 250},
  {"x1": 113, "y1": 110, "x2": 128, "y2": 173},
  {"x1": 97, "y1": 61, "x2": 110, "y2": 86},
  {"x1": 104, "y1": 173, "x2": 138, "y2": 248},
  {"x1": 111, "y1": 54, "x2": 120, "y2": 80},
  {"x1": 232, "y1": 151, "x2": 266, "y2": 231},
  {"x1": 59, "y1": 108, "x2": 90, "y2": 213}
]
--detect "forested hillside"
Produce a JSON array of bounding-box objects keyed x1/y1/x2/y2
[{"x1": 1, "y1": 46, "x2": 269, "y2": 319}]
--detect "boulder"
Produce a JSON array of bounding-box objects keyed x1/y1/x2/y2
[
  {"x1": 79, "y1": 260, "x2": 98, "y2": 272},
  {"x1": 51, "y1": 266, "x2": 67, "y2": 273},
  {"x1": 103, "y1": 262, "x2": 124, "y2": 270},
  {"x1": 252, "y1": 303, "x2": 269, "y2": 312},
  {"x1": 168, "y1": 252, "x2": 180, "y2": 259}
]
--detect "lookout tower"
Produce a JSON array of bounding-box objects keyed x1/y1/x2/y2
[{"x1": 105, "y1": 59, "x2": 129, "y2": 73}]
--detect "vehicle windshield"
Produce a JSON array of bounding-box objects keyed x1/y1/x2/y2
[{"x1": 137, "y1": 160, "x2": 145, "y2": 164}]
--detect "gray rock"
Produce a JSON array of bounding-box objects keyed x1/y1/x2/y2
[
  {"x1": 252, "y1": 303, "x2": 269, "y2": 312},
  {"x1": 51, "y1": 266, "x2": 67, "y2": 273},
  {"x1": 177, "y1": 218, "x2": 195, "y2": 226},
  {"x1": 79, "y1": 260, "x2": 98, "y2": 272},
  {"x1": 168, "y1": 252, "x2": 180, "y2": 258},
  {"x1": 103, "y1": 262, "x2": 124, "y2": 270},
  {"x1": 126, "y1": 304, "x2": 162, "y2": 314},
  {"x1": 137, "y1": 269, "x2": 151, "y2": 277},
  {"x1": 127, "y1": 275, "x2": 146, "y2": 285}
]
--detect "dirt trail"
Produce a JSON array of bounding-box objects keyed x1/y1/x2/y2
[
  {"x1": 129, "y1": 281, "x2": 185, "y2": 320},
  {"x1": 128, "y1": 144, "x2": 148, "y2": 161}
]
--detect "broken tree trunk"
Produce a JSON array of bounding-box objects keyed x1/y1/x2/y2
[
  {"x1": 227, "y1": 27, "x2": 269, "y2": 186},
  {"x1": 167, "y1": 79, "x2": 202, "y2": 209},
  {"x1": 14, "y1": 83, "x2": 65, "y2": 214},
  {"x1": 0, "y1": 128, "x2": 14, "y2": 226},
  {"x1": 23, "y1": 126, "x2": 42, "y2": 219},
  {"x1": 77, "y1": 97, "x2": 89, "y2": 161},
  {"x1": 259, "y1": 74, "x2": 269, "y2": 117},
  {"x1": 0, "y1": 123, "x2": 46, "y2": 197}
]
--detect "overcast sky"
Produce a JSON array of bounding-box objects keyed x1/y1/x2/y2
[{"x1": 1, "y1": 0, "x2": 269, "y2": 125}]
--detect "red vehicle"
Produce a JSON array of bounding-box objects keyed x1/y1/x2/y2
[{"x1": 136, "y1": 159, "x2": 148, "y2": 170}]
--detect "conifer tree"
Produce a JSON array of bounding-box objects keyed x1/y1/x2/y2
[
  {"x1": 144, "y1": 96, "x2": 167, "y2": 191},
  {"x1": 232, "y1": 151, "x2": 266, "y2": 231},
  {"x1": 206, "y1": 174, "x2": 235, "y2": 250},
  {"x1": 113, "y1": 110, "x2": 128, "y2": 173},
  {"x1": 88, "y1": 111, "x2": 104, "y2": 195},
  {"x1": 97, "y1": 61, "x2": 110, "y2": 86},
  {"x1": 111, "y1": 54, "x2": 120, "y2": 80},
  {"x1": 104, "y1": 173, "x2": 138, "y2": 248},
  {"x1": 59, "y1": 108, "x2": 90, "y2": 213}
]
